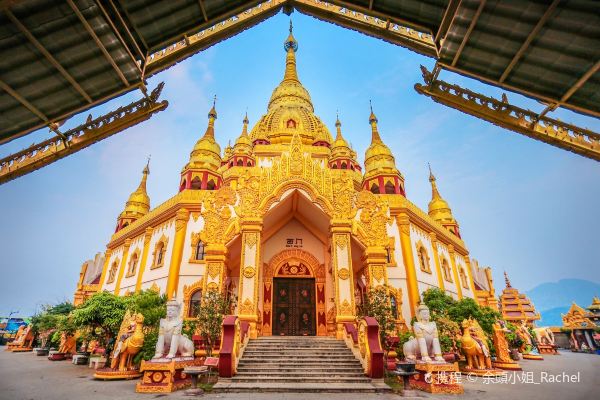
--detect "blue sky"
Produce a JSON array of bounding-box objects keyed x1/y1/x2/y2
[{"x1": 1, "y1": 12, "x2": 599, "y2": 317}]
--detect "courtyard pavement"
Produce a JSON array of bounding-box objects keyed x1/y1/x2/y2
[{"x1": 0, "y1": 347, "x2": 599, "y2": 400}]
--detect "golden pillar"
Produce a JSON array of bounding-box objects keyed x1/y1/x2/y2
[
  {"x1": 464, "y1": 257, "x2": 478, "y2": 296},
  {"x1": 135, "y1": 227, "x2": 154, "y2": 292},
  {"x1": 331, "y1": 223, "x2": 356, "y2": 339},
  {"x1": 362, "y1": 247, "x2": 388, "y2": 289},
  {"x1": 448, "y1": 245, "x2": 463, "y2": 299},
  {"x1": 396, "y1": 214, "x2": 419, "y2": 318},
  {"x1": 97, "y1": 248, "x2": 113, "y2": 289},
  {"x1": 429, "y1": 233, "x2": 445, "y2": 291},
  {"x1": 166, "y1": 208, "x2": 189, "y2": 299},
  {"x1": 114, "y1": 239, "x2": 131, "y2": 295},
  {"x1": 237, "y1": 219, "x2": 262, "y2": 339}
]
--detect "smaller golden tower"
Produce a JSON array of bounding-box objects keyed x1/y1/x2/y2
[
  {"x1": 329, "y1": 113, "x2": 360, "y2": 171},
  {"x1": 179, "y1": 97, "x2": 222, "y2": 191},
  {"x1": 362, "y1": 102, "x2": 405, "y2": 195},
  {"x1": 225, "y1": 112, "x2": 255, "y2": 168},
  {"x1": 499, "y1": 271, "x2": 541, "y2": 327},
  {"x1": 428, "y1": 164, "x2": 461, "y2": 237},
  {"x1": 116, "y1": 160, "x2": 150, "y2": 232}
]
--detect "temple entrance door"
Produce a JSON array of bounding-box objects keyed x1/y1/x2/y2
[{"x1": 272, "y1": 278, "x2": 316, "y2": 336}]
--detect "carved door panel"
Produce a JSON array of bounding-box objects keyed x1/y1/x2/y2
[{"x1": 272, "y1": 278, "x2": 316, "y2": 336}]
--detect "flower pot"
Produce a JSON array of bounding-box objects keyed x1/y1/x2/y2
[{"x1": 396, "y1": 362, "x2": 416, "y2": 373}]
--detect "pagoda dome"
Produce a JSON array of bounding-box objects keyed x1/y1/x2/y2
[
  {"x1": 363, "y1": 107, "x2": 399, "y2": 176},
  {"x1": 119, "y1": 163, "x2": 150, "y2": 220},
  {"x1": 186, "y1": 102, "x2": 221, "y2": 170},
  {"x1": 427, "y1": 165, "x2": 457, "y2": 224},
  {"x1": 250, "y1": 22, "x2": 332, "y2": 146},
  {"x1": 330, "y1": 116, "x2": 356, "y2": 160}
]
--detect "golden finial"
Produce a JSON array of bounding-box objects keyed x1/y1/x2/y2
[
  {"x1": 368, "y1": 100, "x2": 382, "y2": 142},
  {"x1": 289, "y1": 19, "x2": 293, "y2": 33},
  {"x1": 242, "y1": 111, "x2": 249, "y2": 136},
  {"x1": 143, "y1": 155, "x2": 151, "y2": 175},
  {"x1": 504, "y1": 271, "x2": 512, "y2": 288},
  {"x1": 208, "y1": 95, "x2": 217, "y2": 119},
  {"x1": 428, "y1": 163, "x2": 442, "y2": 200}
]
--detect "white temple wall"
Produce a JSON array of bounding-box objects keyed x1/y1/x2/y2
[
  {"x1": 118, "y1": 233, "x2": 145, "y2": 294},
  {"x1": 437, "y1": 242, "x2": 459, "y2": 299},
  {"x1": 389, "y1": 277, "x2": 411, "y2": 322},
  {"x1": 101, "y1": 246, "x2": 124, "y2": 293},
  {"x1": 455, "y1": 253, "x2": 474, "y2": 299},
  {"x1": 262, "y1": 219, "x2": 325, "y2": 265},
  {"x1": 138, "y1": 220, "x2": 176, "y2": 291},
  {"x1": 179, "y1": 213, "x2": 206, "y2": 276},
  {"x1": 386, "y1": 222, "x2": 405, "y2": 279},
  {"x1": 410, "y1": 224, "x2": 442, "y2": 292}
]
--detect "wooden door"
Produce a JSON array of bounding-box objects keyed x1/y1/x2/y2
[{"x1": 272, "y1": 278, "x2": 316, "y2": 336}]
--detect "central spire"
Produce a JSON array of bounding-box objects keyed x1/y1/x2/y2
[{"x1": 283, "y1": 20, "x2": 299, "y2": 82}]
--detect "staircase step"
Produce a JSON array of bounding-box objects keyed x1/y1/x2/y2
[
  {"x1": 237, "y1": 367, "x2": 364, "y2": 373},
  {"x1": 231, "y1": 377, "x2": 372, "y2": 383},
  {"x1": 214, "y1": 381, "x2": 390, "y2": 393}
]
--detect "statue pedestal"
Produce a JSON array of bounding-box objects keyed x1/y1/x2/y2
[
  {"x1": 522, "y1": 353, "x2": 544, "y2": 360},
  {"x1": 135, "y1": 357, "x2": 203, "y2": 393},
  {"x1": 10, "y1": 346, "x2": 32, "y2": 353},
  {"x1": 409, "y1": 362, "x2": 463, "y2": 394},
  {"x1": 94, "y1": 368, "x2": 142, "y2": 380},
  {"x1": 492, "y1": 360, "x2": 522, "y2": 371},
  {"x1": 537, "y1": 344, "x2": 559, "y2": 355}
]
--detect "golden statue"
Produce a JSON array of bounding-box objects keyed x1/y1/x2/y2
[
  {"x1": 491, "y1": 320, "x2": 521, "y2": 370},
  {"x1": 110, "y1": 311, "x2": 145, "y2": 371},
  {"x1": 7, "y1": 325, "x2": 34, "y2": 351},
  {"x1": 461, "y1": 318, "x2": 492, "y2": 371},
  {"x1": 58, "y1": 332, "x2": 77, "y2": 355}
]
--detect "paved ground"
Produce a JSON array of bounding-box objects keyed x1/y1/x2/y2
[{"x1": 0, "y1": 347, "x2": 599, "y2": 400}]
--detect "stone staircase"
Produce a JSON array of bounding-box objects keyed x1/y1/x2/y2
[{"x1": 213, "y1": 336, "x2": 390, "y2": 393}]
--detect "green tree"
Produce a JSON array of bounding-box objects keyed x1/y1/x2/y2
[
  {"x1": 196, "y1": 290, "x2": 236, "y2": 357},
  {"x1": 357, "y1": 286, "x2": 396, "y2": 350},
  {"x1": 421, "y1": 288, "x2": 456, "y2": 320},
  {"x1": 30, "y1": 302, "x2": 74, "y2": 348},
  {"x1": 71, "y1": 291, "x2": 129, "y2": 344}
]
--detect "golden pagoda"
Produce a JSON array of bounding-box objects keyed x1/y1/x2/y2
[
  {"x1": 586, "y1": 296, "x2": 600, "y2": 326},
  {"x1": 75, "y1": 24, "x2": 496, "y2": 338},
  {"x1": 562, "y1": 302, "x2": 597, "y2": 351},
  {"x1": 499, "y1": 272, "x2": 540, "y2": 326}
]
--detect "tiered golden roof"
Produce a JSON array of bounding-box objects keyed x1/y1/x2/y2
[
  {"x1": 232, "y1": 112, "x2": 253, "y2": 156},
  {"x1": 499, "y1": 271, "x2": 540, "y2": 326},
  {"x1": 119, "y1": 161, "x2": 150, "y2": 221},
  {"x1": 363, "y1": 103, "x2": 401, "y2": 180},
  {"x1": 250, "y1": 21, "x2": 332, "y2": 146},
  {"x1": 330, "y1": 115, "x2": 357, "y2": 162},
  {"x1": 427, "y1": 164, "x2": 456, "y2": 224},
  {"x1": 184, "y1": 98, "x2": 221, "y2": 172},
  {"x1": 562, "y1": 302, "x2": 596, "y2": 330},
  {"x1": 588, "y1": 296, "x2": 600, "y2": 311}
]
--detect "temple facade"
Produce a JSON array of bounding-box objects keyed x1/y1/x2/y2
[{"x1": 77, "y1": 26, "x2": 495, "y2": 338}]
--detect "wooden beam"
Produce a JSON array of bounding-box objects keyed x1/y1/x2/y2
[
  {"x1": 0, "y1": 79, "x2": 48, "y2": 122},
  {"x1": 415, "y1": 67, "x2": 600, "y2": 162},
  {"x1": 6, "y1": 9, "x2": 93, "y2": 103},
  {"x1": 67, "y1": 0, "x2": 129, "y2": 86},
  {"x1": 94, "y1": 0, "x2": 143, "y2": 73},
  {"x1": 0, "y1": 83, "x2": 168, "y2": 185},
  {"x1": 499, "y1": 0, "x2": 560, "y2": 83},
  {"x1": 114, "y1": 0, "x2": 149, "y2": 51},
  {"x1": 436, "y1": 0, "x2": 461, "y2": 44},
  {"x1": 106, "y1": 0, "x2": 146, "y2": 60},
  {"x1": 368, "y1": 0, "x2": 374, "y2": 10},
  {"x1": 198, "y1": 0, "x2": 208, "y2": 22},
  {"x1": 451, "y1": 0, "x2": 486, "y2": 67},
  {"x1": 560, "y1": 59, "x2": 600, "y2": 103}
]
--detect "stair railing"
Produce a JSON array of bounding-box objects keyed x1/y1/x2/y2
[
  {"x1": 218, "y1": 315, "x2": 250, "y2": 377},
  {"x1": 343, "y1": 317, "x2": 384, "y2": 379}
]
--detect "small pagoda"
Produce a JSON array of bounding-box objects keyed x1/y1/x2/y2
[
  {"x1": 587, "y1": 296, "x2": 600, "y2": 327},
  {"x1": 562, "y1": 302, "x2": 597, "y2": 352},
  {"x1": 499, "y1": 272, "x2": 540, "y2": 327}
]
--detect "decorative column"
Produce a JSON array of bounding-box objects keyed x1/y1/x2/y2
[
  {"x1": 395, "y1": 214, "x2": 419, "y2": 318},
  {"x1": 203, "y1": 244, "x2": 227, "y2": 293},
  {"x1": 97, "y1": 248, "x2": 113, "y2": 289},
  {"x1": 448, "y1": 245, "x2": 463, "y2": 299},
  {"x1": 166, "y1": 208, "x2": 189, "y2": 299},
  {"x1": 114, "y1": 239, "x2": 131, "y2": 295},
  {"x1": 429, "y1": 233, "x2": 445, "y2": 291},
  {"x1": 135, "y1": 227, "x2": 154, "y2": 292},
  {"x1": 331, "y1": 223, "x2": 356, "y2": 339},
  {"x1": 237, "y1": 219, "x2": 262, "y2": 339},
  {"x1": 362, "y1": 247, "x2": 388, "y2": 289}
]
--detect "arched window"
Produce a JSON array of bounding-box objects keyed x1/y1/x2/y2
[
  {"x1": 350, "y1": 165, "x2": 355, "y2": 171},
  {"x1": 442, "y1": 258, "x2": 452, "y2": 282},
  {"x1": 286, "y1": 119, "x2": 296, "y2": 129},
  {"x1": 127, "y1": 252, "x2": 138, "y2": 277},
  {"x1": 247, "y1": 161, "x2": 252, "y2": 167},
  {"x1": 195, "y1": 240, "x2": 205, "y2": 261},
  {"x1": 370, "y1": 183, "x2": 380, "y2": 194},
  {"x1": 331, "y1": 164, "x2": 338, "y2": 169},
  {"x1": 386, "y1": 247, "x2": 392, "y2": 264},
  {"x1": 107, "y1": 262, "x2": 118, "y2": 283},
  {"x1": 385, "y1": 181, "x2": 396, "y2": 194},
  {"x1": 237, "y1": 159, "x2": 244, "y2": 166},
  {"x1": 418, "y1": 246, "x2": 431, "y2": 273},
  {"x1": 122, "y1": 222, "x2": 129, "y2": 228},
  {"x1": 189, "y1": 290, "x2": 202, "y2": 317},
  {"x1": 390, "y1": 294, "x2": 399, "y2": 320},
  {"x1": 191, "y1": 176, "x2": 202, "y2": 190},
  {"x1": 341, "y1": 162, "x2": 347, "y2": 169},
  {"x1": 229, "y1": 161, "x2": 233, "y2": 167},
  {"x1": 155, "y1": 242, "x2": 164, "y2": 267},
  {"x1": 206, "y1": 180, "x2": 216, "y2": 190},
  {"x1": 460, "y1": 266, "x2": 469, "y2": 289}
]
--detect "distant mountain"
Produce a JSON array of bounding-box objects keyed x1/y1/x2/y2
[{"x1": 525, "y1": 279, "x2": 600, "y2": 327}]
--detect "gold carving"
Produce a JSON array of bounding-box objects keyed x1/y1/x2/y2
[
  {"x1": 207, "y1": 282, "x2": 218, "y2": 291},
  {"x1": 332, "y1": 174, "x2": 356, "y2": 220},
  {"x1": 245, "y1": 232, "x2": 258, "y2": 247},
  {"x1": 338, "y1": 268, "x2": 350, "y2": 280},
  {"x1": 239, "y1": 298, "x2": 254, "y2": 314},
  {"x1": 356, "y1": 190, "x2": 391, "y2": 247},
  {"x1": 371, "y1": 265, "x2": 385, "y2": 283},
  {"x1": 335, "y1": 234, "x2": 348, "y2": 250},
  {"x1": 340, "y1": 299, "x2": 353, "y2": 316},
  {"x1": 149, "y1": 282, "x2": 160, "y2": 293},
  {"x1": 207, "y1": 262, "x2": 221, "y2": 279},
  {"x1": 182, "y1": 280, "x2": 203, "y2": 319},
  {"x1": 198, "y1": 186, "x2": 236, "y2": 245},
  {"x1": 243, "y1": 266, "x2": 256, "y2": 279}
]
